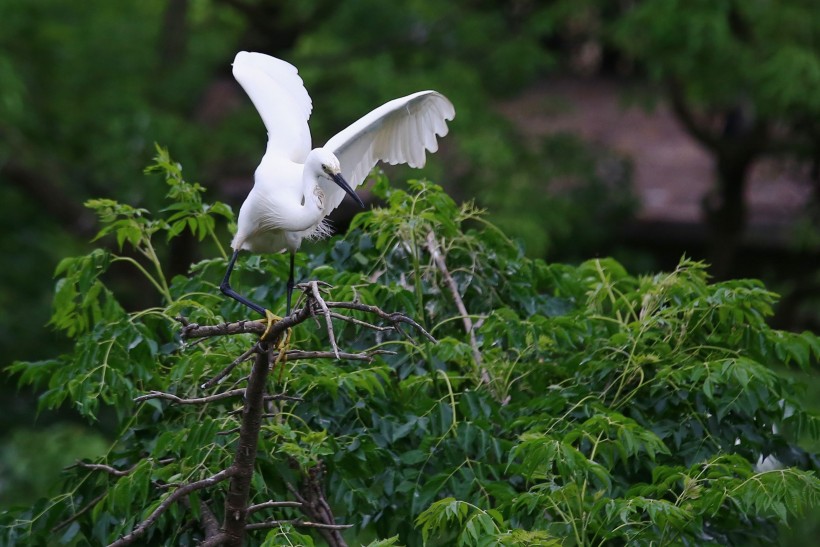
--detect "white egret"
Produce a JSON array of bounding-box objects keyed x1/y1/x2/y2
[{"x1": 220, "y1": 51, "x2": 455, "y2": 318}]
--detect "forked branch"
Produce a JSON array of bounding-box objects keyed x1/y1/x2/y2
[{"x1": 115, "y1": 282, "x2": 431, "y2": 546}]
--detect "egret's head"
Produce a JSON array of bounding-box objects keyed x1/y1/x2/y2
[{"x1": 311, "y1": 148, "x2": 365, "y2": 208}]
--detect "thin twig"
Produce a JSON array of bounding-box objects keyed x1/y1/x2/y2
[
  {"x1": 426, "y1": 231, "x2": 482, "y2": 368},
  {"x1": 107, "y1": 468, "x2": 234, "y2": 547},
  {"x1": 328, "y1": 311, "x2": 395, "y2": 331},
  {"x1": 247, "y1": 500, "x2": 303, "y2": 514},
  {"x1": 71, "y1": 457, "x2": 175, "y2": 478},
  {"x1": 245, "y1": 519, "x2": 353, "y2": 531},
  {"x1": 285, "y1": 350, "x2": 380, "y2": 362},
  {"x1": 201, "y1": 344, "x2": 260, "y2": 389},
  {"x1": 52, "y1": 491, "x2": 106, "y2": 533},
  {"x1": 73, "y1": 462, "x2": 134, "y2": 477},
  {"x1": 295, "y1": 280, "x2": 332, "y2": 291},
  {"x1": 134, "y1": 389, "x2": 245, "y2": 405},
  {"x1": 324, "y1": 301, "x2": 436, "y2": 342},
  {"x1": 263, "y1": 394, "x2": 303, "y2": 403},
  {"x1": 310, "y1": 281, "x2": 340, "y2": 358}
]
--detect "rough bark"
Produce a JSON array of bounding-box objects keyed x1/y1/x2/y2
[{"x1": 222, "y1": 346, "x2": 275, "y2": 545}]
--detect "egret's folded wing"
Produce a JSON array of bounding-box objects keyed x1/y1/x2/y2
[
  {"x1": 232, "y1": 51, "x2": 312, "y2": 162},
  {"x1": 322, "y1": 90, "x2": 455, "y2": 211}
]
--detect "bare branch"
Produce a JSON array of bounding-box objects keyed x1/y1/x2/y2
[
  {"x1": 74, "y1": 462, "x2": 134, "y2": 478},
  {"x1": 264, "y1": 393, "x2": 304, "y2": 402},
  {"x1": 285, "y1": 350, "x2": 386, "y2": 362},
  {"x1": 245, "y1": 519, "x2": 353, "y2": 531},
  {"x1": 201, "y1": 344, "x2": 260, "y2": 389},
  {"x1": 309, "y1": 281, "x2": 340, "y2": 358},
  {"x1": 328, "y1": 311, "x2": 395, "y2": 331},
  {"x1": 199, "y1": 500, "x2": 222, "y2": 539},
  {"x1": 134, "y1": 389, "x2": 245, "y2": 405},
  {"x1": 426, "y1": 231, "x2": 484, "y2": 370},
  {"x1": 323, "y1": 301, "x2": 436, "y2": 342},
  {"x1": 71, "y1": 457, "x2": 175, "y2": 478},
  {"x1": 52, "y1": 491, "x2": 106, "y2": 533},
  {"x1": 285, "y1": 463, "x2": 349, "y2": 547},
  {"x1": 178, "y1": 288, "x2": 434, "y2": 346},
  {"x1": 179, "y1": 494, "x2": 222, "y2": 542},
  {"x1": 221, "y1": 349, "x2": 272, "y2": 543},
  {"x1": 107, "y1": 468, "x2": 234, "y2": 547},
  {"x1": 179, "y1": 318, "x2": 268, "y2": 339},
  {"x1": 247, "y1": 500, "x2": 303, "y2": 514}
]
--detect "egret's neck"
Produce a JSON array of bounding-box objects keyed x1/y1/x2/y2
[
  {"x1": 303, "y1": 174, "x2": 326, "y2": 215},
  {"x1": 279, "y1": 172, "x2": 324, "y2": 233}
]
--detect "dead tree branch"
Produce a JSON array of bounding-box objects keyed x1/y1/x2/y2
[
  {"x1": 426, "y1": 232, "x2": 484, "y2": 371},
  {"x1": 247, "y1": 500, "x2": 303, "y2": 514},
  {"x1": 134, "y1": 389, "x2": 246, "y2": 405},
  {"x1": 307, "y1": 281, "x2": 340, "y2": 357},
  {"x1": 74, "y1": 462, "x2": 135, "y2": 478},
  {"x1": 245, "y1": 519, "x2": 354, "y2": 531}
]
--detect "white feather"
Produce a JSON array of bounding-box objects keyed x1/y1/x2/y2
[
  {"x1": 230, "y1": 52, "x2": 455, "y2": 255},
  {"x1": 323, "y1": 91, "x2": 455, "y2": 212}
]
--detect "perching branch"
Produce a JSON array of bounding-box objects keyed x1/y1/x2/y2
[
  {"x1": 120, "y1": 282, "x2": 432, "y2": 546},
  {"x1": 179, "y1": 284, "x2": 435, "y2": 344}
]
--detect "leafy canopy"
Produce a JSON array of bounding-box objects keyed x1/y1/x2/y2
[{"x1": 3, "y1": 150, "x2": 819, "y2": 545}]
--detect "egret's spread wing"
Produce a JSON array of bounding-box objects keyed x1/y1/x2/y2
[
  {"x1": 232, "y1": 51, "x2": 312, "y2": 162},
  {"x1": 322, "y1": 90, "x2": 455, "y2": 211}
]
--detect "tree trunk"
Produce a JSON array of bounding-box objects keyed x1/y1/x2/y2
[
  {"x1": 222, "y1": 345, "x2": 272, "y2": 545},
  {"x1": 704, "y1": 151, "x2": 752, "y2": 279}
]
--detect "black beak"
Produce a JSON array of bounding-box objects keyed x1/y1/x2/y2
[{"x1": 331, "y1": 172, "x2": 365, "y2": 208}]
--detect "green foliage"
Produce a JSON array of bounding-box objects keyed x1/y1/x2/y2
[
  {"x1": 0, "y1": 424, "x2": 108, "y2": 508},
  {"x1": 2, "y1": 156, "x2": 819, "y2": 545},
  {"x1": 607, "y1": 0, "x2": 820, "y2": 118}
]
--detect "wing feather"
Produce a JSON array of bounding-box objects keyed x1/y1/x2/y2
[
  {"x1": 322, "y1": 91, "x2": 455, "y2": 211},
  {"x1": 232, "y1": 51, "x2": 312, "y2": 162}
]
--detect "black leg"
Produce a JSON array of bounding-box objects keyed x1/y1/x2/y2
[
  {"x1": 220, "y1": 249, "x2": 267, "y2": 316},
  {"x1": 286, "y1": 252, "x2": 295, "y2": 315}
]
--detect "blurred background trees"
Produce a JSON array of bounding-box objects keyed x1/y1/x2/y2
[{"x1": 1, "y1": 0, "x2": 817, "y2": 532}]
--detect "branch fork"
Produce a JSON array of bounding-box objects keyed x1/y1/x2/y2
[{"x1": 106, "y1": 282, "x2": 432, "y2": 546}]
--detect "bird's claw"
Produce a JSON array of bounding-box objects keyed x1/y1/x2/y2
[{"x1": 260, "y1": 309, "x2": 283, "y2": 341}]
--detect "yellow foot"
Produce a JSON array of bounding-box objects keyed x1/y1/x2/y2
[
  {"x1": 260, "y1": 309, "x2": 283, "y2": 341},
  {"x1": 275, "y1": 327, "x2": 292, "y2": 384}
]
